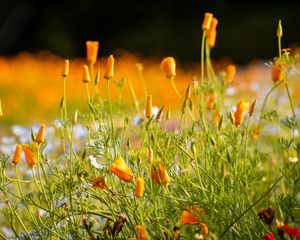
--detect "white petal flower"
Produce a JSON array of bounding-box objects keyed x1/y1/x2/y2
[
  {"x1": 288, "y1": 156, "x2": 298, "y2": 163},
  {"x1": 89, "y1": 155, "x2": 103, "y2": 169}
]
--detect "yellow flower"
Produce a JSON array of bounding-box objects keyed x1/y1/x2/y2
[
  {"x1": 62, "y1": 59, "x2": 69, "y2": 77},
  {"x1": 145, "y1": 95, "x2": 153, "y2": 118},
  {"x1": 109, "y1": 156, "x2": 133, "y2": 182},
  {"x1": 86, "y1": 41, "x2": 99, "y2": 65},
  {"x1": 234, "y1": 99, "x2": 250, "y2": 126},
  {"x1": 136, "y1": 225, "x2": 147, "y2": 240},
  {"x1": 82, "y1": 65, "x2": 91, "y2": 83},
  {"x1": 225, "y1": 64, "x2": 236, "y2": 83},
  {"x1": 35, "y1": 124, "x2": 45, "y2": 144},
  {"x1": 22, "y1": 143, "x2": 38, "y2": 168},
  {"x1": 202, "y1": 12, "x2": 213, "y2": 30},
  {"x1": 135, "y1": 176, "x2": 144, "y2": 198},
  {"x1": 104, "y1": 55, "x2": 114, "y2": 80},
  {"x1": 12, "y1": 144, "x2": 22, "y2": 165},
  {"x1": 161, "y1": 57, "x2": 176, "y2": 79}
]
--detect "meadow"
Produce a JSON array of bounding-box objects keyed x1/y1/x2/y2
[{"x1": 0, "y1": 13, "x2": 299, "y2": 239}]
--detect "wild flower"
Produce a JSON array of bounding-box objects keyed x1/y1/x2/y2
[
  {"x1": 35, "y1": 124, "x2": 45, "y2": 144},
  {"x1": 202, "y1": 12, "x2": 213, "y2": 30},
  {"x1": 22, "y1": 142, "x2": 38, "y2": 168},
  {"x1": 272, "y1": 60, "x2": 284, "y2": 83},
  {"x1": 225, "y1": 64, "x2": 237, "y2": 83},
  {"x1": 62, "y1": 59, "x2": 69, "y2": 77},
  {"x1": 92, "y1": 176, "x2": 107, "y2": 189},
  {"x1": 109, "y1": 156, "x2": 133, "y2": 182},
  {"x1": 207, "y1": 95, "x2": 216, "y2": 110},
  {"x1": 136, "y1": 225, "x2": 147, "y2": 240},
  {"x1": 86, "y1": 41, "x2": 99, "y2": 65},
  {"x1": 145, "y1": 95, "x2": 153, "y2": 118},
  {"x1": 234, "y1": 99, "x2": 250, "y2": 126}
]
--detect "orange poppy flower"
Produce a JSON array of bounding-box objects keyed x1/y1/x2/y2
[
  {"x1": 234, "y1": 99, "x2": 250, "y2": 126},
  {"x1": 206, "y1": 17, "x2": 218, "y2": 37},
  {"x1": 150, "y1": 161, "x2": 170, "y2": 186},
  {"x1": 161, "y1": 57, "x2": 176, "y2": 79},
  {"x1": 22, "y1": 143, "x2": 38, "y2": 168},
  {"x1": 86, "y1": 41, "x2": 99, "y2": 65},
  {"x1": 145, "y1": 95, "x2": 153, "y2": 118},
  {"x1": 135, "y1": 177, "x2": 144, "y2": 198},
  {"x1": 136, "y1": 225, "x2": 147, "y2": 240},
  {"x1": 272, "y1": 60, "x2": 284, "y2": 83},
  {"x1": 109, "y1": 156, "x2": 133, "y2": 182},
  {"x1": 12, "y1": 144, "x2": 22, "y2": 165},
  {"x1": 83, "y1": 65, "x2": 91, "y2": 83},
  {"x1": 202, "y1": 12, "x2": 213, "y2": 30},
  {"x1": 179, "y1": 210, "x2": 198, "y2": 225},
  {"x1": 35, "y1": 124, "x2": 45, "y2": 144},
  {"x1": 104, "y1": 55, "x2": 114, "y2": 80},
  {"x1": 252, "y1": 125, "x2": 259, "y2": 140},
  {"x1": 62, "y1": 59, "x2": 69, "y2": 77},
  {"x1": 92, "y1": 176, "x2": 107, "y2": 189},
  {"x1": 225, "y1": 64, "x2": 236, "y2": 83},
  {"x1": 207, "y1": 29, "x2": 217, "y2": 48}
]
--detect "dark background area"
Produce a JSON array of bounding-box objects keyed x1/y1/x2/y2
[{"x1": 0, "y1": 0, "x2": 299, "y2": 64}]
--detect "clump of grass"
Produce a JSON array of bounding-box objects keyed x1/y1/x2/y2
[{"x1": 0, "y1": 15, "x2": 299, "y2": 240}]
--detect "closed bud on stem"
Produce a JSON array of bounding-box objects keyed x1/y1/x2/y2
[
  {"x1": 202, "y1": 12, "x2": 213, "y2": 30},
  {"x1": 166, "y1": 108, "x2": 171, "y2": 120},
  {"x1": 86, "y1": 41, "x2": 99, "y2": 65},
  {"x1": 161, "y1": 57, "x2": 176, "y2": 78},
  {"x1": 249, "y1": 99, "x2": 256, "y2": 116},
  {"x1": 206, "y1": 17, "x2": 218, "y2": 37},
  {"x1": 83, "y1": 65, "x2": 91, "y2": 83},
  {"x1": 145, "y1": 95, "x2": 153, "y2": 118},
  {"x1": 12, "y1": 144, "x2": 22, "y2": 165},
  {"x1": 104, "y1": 55, "x2": 114, "y2": 80},
  {"x1": 148, "y1": 147, "x2": 153, "y2": 164},
  {"x1": 272, "y1": 60, "x2": 284, "y2": 83},
  {"x1": 35, "y1": 124, "x2": 45, "y2": 144},
  {"x1": 185, "y1": 83, "x2": 192, "y2": 99},
  {"x1": 135, "y1": 177, "x2": 144, "y2": 198},
  {"x1": 207, "y1": 29, "x2": 217, "y2": 48},
  {"x1": 225, "y1": 64, "x2": 237, "y2": 84},
  {"x1": 155, "y1": 105, "x2": 164, "y2": 122},
  {"x1": 94, "y1": 68, "x2": 100, "y2": 85},
  {"x1": 0, "y1": 99, "x2": 3, "y2": 117},
  {"x1": 277, "y1": 20, "x2": 283, "y2": 38},
  {"x1": 72, "y1": 109, "x2": 78, "y2": 125},
  {"x1": 182, "y1": 99, "x2": 187, "y2": 114},
  {"x1": 62, "y1": 60, "x2": 69, "y2": 77}
]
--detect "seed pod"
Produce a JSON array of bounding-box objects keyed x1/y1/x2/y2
[
  {"x1": 277, "y1": 20, "x2": 283, "y2": 38},
  {"x1": 155, "y1": 105, "x2": 164, "y2": 122},
  {"x1": 166, "y1": 108, "x2": 171, "y2": 120},
  {"x1": 94, "y1": 68, "x2": 100, "y2": 86},
  {"x1": 185, "y1": 83, "x2": 192, "y2": 99},
  {"x1": 72, "y1": 109, "x2": 78, "y2": 125},
  {"x1": 182, "y1": 99, "x2": 187, "y2": 114},
  {"x1": 249, "y1": 99, "x2": 256, "y2": 116}
]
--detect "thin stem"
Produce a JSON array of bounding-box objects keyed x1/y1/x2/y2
[{"x1": 170, "y1": 77, "x2": 182, "y2": 99}]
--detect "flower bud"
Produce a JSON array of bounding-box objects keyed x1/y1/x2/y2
[
  {"x1": 104, "y1": 55, "x2": 114, "y2": 80},
  {"x1": 62, "y1": 59, "x2": 69, "y2": 77},
  {"x1": 86, "y1": 41, "x2": 99, "y2": 65},
  {"x1": 145, "y1": 95, "x2": 153, "y2": 118},
  {"x1": 83, "y1": 65, "x2": 91, "y2": 83},
  {"x1": 202, "y1": 12, "x2": 213, "y2": 30},
  {"x1": 12, "y1": 144, "x2": 22, "y2": 165},
  {"x1": 161, "y1": 57, "x2": 176, "y2": 79},
  {"x1": 135, "y1": 177, "x2": 144, "y2": 198}
]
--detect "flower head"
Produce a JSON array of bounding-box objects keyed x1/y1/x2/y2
[
  {"x1": 225, "y1": 64, "x2": 237, "y2": 83},
  {"x1": 109, "y1": 156, "x2": 133, "y2": 182},
  {"x1": 22, "y1": 142, "x2": 38, "y2": 168},
  {"x1": 12, "y1": 144, "x2": 22, "y2": 165},
  {"x1": 136, "y1": 225, "x2": 147, "y2": 240},
  {"x1": 179, "y1": 210, "x2": 198, "y2": 224},
  {"x1": 92, "y1": 176, "x2": 107, "y2": 189},
  {"x1": 150, "y1": 161, "x2": 170, "y2": 186},
  {"x1": 234, "y1": 99, "x2": 250, "y2": 126},
  {"x1": 104, "y1": 55, "x2": 114, "y2": 80},
  {"x1": 161, "y1": 57, "x2": 176, "y2": 79},
  {"x1": 86, "y1": 41, "x2": 99, "y2": 65},
  {"x1": 202, "y1": 12, "x2": 213, "y2": 30}
]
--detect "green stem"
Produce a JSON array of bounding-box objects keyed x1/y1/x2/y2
[
  {"x1": 170, "y1": 77, "x2": 182, "y2": 99},
  {"x1": 219, "y1": 175, "x2": 283, "y2": 239}
]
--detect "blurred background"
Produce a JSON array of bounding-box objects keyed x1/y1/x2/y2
[{"x1": 0, "y1": 0, "x2": 300, "y2": 64}]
